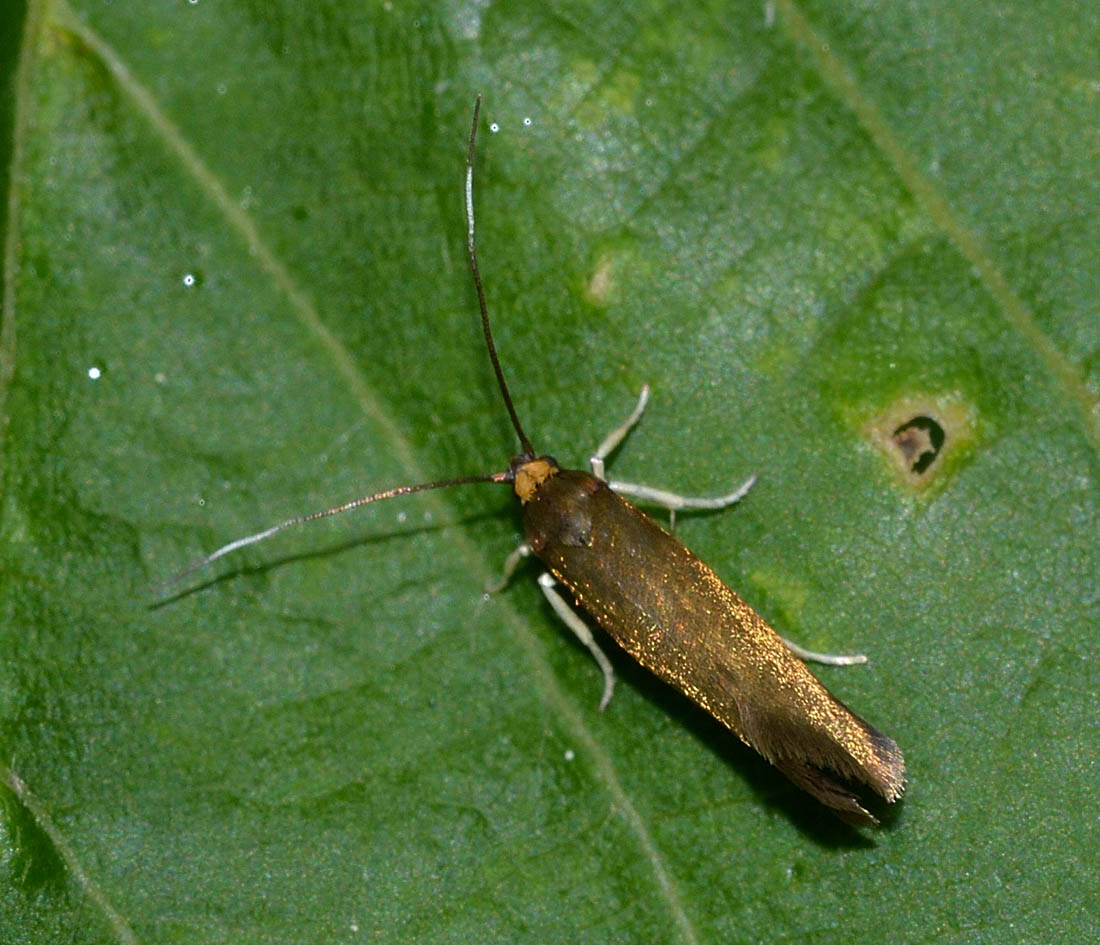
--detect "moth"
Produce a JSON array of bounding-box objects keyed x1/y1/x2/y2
[{"x1": 165, "y1": 97, "x2": 905, "y2": 825}]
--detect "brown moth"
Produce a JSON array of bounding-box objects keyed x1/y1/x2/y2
[{"x1": 165, "y1": 96, "x2": 904, "y2": 825}]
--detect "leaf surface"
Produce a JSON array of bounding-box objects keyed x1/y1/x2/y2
[{"x1": 2, "y1": 1, "x2": 1097, "y2": 942}]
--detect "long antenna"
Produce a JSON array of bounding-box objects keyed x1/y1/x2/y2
[
  {"x1": 157, "y1": 97, "x2": 523, "y2": 594},
  {"x1": 156, "y1": 473, "x2": 509, "y2": 592},
  {"x1": 466, "y1": 94, "x2": 536, "y2": 458}
]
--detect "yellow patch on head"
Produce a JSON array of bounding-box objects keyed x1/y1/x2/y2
[{"x1": 513, "y1": 458, "x2": 557, "y2": 504}]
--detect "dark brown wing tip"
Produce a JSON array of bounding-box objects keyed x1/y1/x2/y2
[
  {"x1": 867, "y1": 726, "x2": 907, "y2": 802},
  {"x1": 773, "y1": 759, "x2": 878, "y2": 826},
  {"x1": 771, "y1": 721, "x2": 906, "y2": 827},
  {"x1": 845, "y1": 725, "x2": 906, "y2": 823}
]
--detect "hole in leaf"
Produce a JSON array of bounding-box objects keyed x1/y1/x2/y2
[
  {"x1": 891, "y1": 416, "x2": 945, "y2": 474},
  {"x1": 863, "y1": 393, "x2": 976, "y2": 494}
]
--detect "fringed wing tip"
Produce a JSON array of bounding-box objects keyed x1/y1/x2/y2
[
  {"x1": 868, "y1": 727, "x2": 906, "y2": 803},
  {"x1": 774, "y1": 756, "x2": 903, "y2": 827},
  {"x1": 767, "y1": 719, "x2": 906, "y2": 826}
]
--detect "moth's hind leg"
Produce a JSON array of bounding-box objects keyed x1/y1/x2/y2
[
  {"x1": 538, "y1": 572, "x2": 616, "y2": 711},
  {"x1": 783, "y1": 640, "x2": 866, "y2": 666},
  {"x1": 588, "y1": 388, "x2": 866, "y2": 668},
  {"x1": 590, "y1": 386, "x2": 756, "y2": 530}
]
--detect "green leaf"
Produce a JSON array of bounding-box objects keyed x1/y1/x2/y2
[{"x1": 3, "y1": 0, "x2": 1097, "y2": 942}]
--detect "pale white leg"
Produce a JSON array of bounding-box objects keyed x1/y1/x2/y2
[
  {"x1": 609, "y1": 475, "x2": 757, "y2": 531},
  {"x1": 590, "y1": 387, "x2": 758, "y2": 530},
  {"x1": 538, "y1": 572, "x2": 615, "y2": 711},
  {"x1": 485, "y1": 542, "x2": 531, "y2": 594},
  {"x1": 590, "y1": 385, "x2": 650, "y2": 481},
  {"x1": 782, "y1": 639, "x2": 867, "y2": 666}
]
